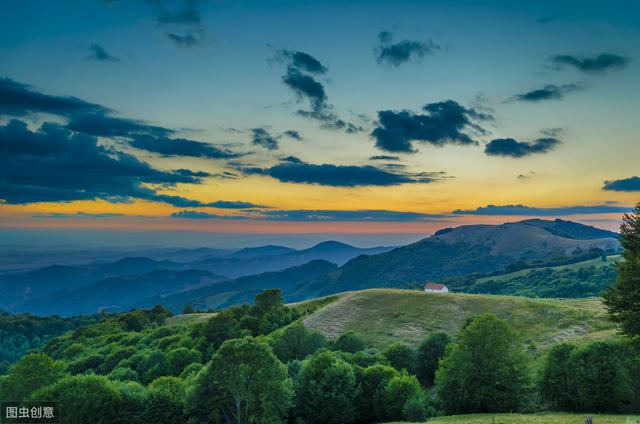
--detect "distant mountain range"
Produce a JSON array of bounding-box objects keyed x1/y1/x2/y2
[{"x1": 0, "y1": 220, "x2": 621, "y2": 316}]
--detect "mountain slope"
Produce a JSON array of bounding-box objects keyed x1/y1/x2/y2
[
  {"x1": 293, "y1": 220, "x2": 620, "y2": 300},
  {"x1": 0, "y1": 257, "x2": 186, "y2": 310},
  {"x1": 134, "y1": 259, "x2": 338, "y2": 313},
  {"x1": 17, "y1": 269, "x2": 226, "y2": 316},
  {"x1": 192, "y1": 241, "x2": 392, "y2": 278}
]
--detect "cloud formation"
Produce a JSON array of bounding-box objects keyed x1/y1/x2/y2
[
  {"x1": 278, "y1": 49, "x2": 328, "y2": 74},
  {"x1": 251, "y1": 128, "x2": 279, "y2": 150},
  {"x1": 166, "y1": 33, "x2": 200, "y2": 48},
  {"x1": 603, "y1": 176, "x2": 640, "y2": 192},
  {"x1": 87, "y1": 44, "x2": 121, "y2": 62},
  {"x1": 283, "y1": 130, "x2": 303, "y2": 141},
  {"x1": 551, "y1": 53, "x2": 629, "y2": 74},
  {"x1": 0, "y1": 119, "x2": 211, "y2": 205},
  {"x1": 371, "y1": 100, "x2": 492, "y2": 153},
  {"x1": 150, "y1": 0, "x2": 204, "y2": 48},
  {"x1": 33, "y1": 212, "x2": 125, "y2": 219},
  {"x1": 375, "y1": 30, "x2": 441, "y2": 67},
  {"x1": 243, "y1": 158, "x2": 442, "y2": 187},
  {"x1": 370, "y1": 155, "x2": 400, "y2": 161},
  {"x1": 510, "y1": 83, "x2": 583, "y2": 102},
  {"x1": 259, "y1": 209, "x2": 448, "y2": 221},
  {"x1": 210, "y1": 201, "x2": 268, "y2": 209},
  {"x1": 129, "y1": 136, "x2": 239, "y2": 159},
  {"x1": 484, "y1": 137, "x2": 559, "y2": 158},
  {"x1": 171, "y1": 210, "x2": 243, "y2": 219},
  {"x1": 453, "y1": 204, "x2": 631, "y2": 216}
]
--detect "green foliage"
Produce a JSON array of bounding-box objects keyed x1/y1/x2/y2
[
  {"x1": 355, "y1": 364, "x2": 399, "y2": 423},
  {"x1": 295, "y1": 350, "x2": 357, "y2": 424},
  {"x1": 167, "y1": 347, "x2": 202, "y2": 376},
  {"x1": 0, "y1": 353, "x2": 66, "y2": 401},
  {"x1": 179, "y1": 362, "x2": 203, "y2": 380},
  {"x1": 333, "y1": 330, "x2": 366, "y2": 353},
  {"x1": 383, "y1": 341, "x2": 416, "y2": 373},
  {"x1": 402, "y1": 393, "x2": 433, "y2": 422},
  {"x1": 29, "y1": 374, "x2": 121, "y2": 424},
  {"x1": 145, "y1": 376, "x2": 187, "y2": 423},
  {"x1": 108, "y1": 366, "x2": 139, "y2": 382},
  {"x1": 186, "y1": 336, "x2": 292, "y2": 424},
  {"x1": 540, "y1": 343, "x2": 577, "y2": 410},
  {"x1": 416, "y1": 331, "x2": 451, "y2": 386},
  {"x1": 269, "y1": 323, "x2": 328, "y2": 363},
  {"x1": 605, "y1": 202, "x2": 640, "y2": 339},
  {"x1": 436, "y1": 313, "x2": 530, "y2": 414},
  {"x1": 113, "y1": 380, "x2": 147, "y2": 423},
  {"x1": 466, "y1": 265, "x2": 616, "y2": 298},
  {"x1": 384, "y1": 372, "x2": 423, "y2": 419},
  {"x1": 0, "y1": 312, "x2": 100, "y2": 363}
]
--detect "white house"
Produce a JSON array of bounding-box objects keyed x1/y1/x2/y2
[{"x1": 424, "y1": 282, "x2": 449, "y2": 293}]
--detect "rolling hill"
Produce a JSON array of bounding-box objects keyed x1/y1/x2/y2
[
  {"x1": 302, "y1": 289, "x2": 617, "y2": 351},
  {"x1": 16, "y1": 269, "x2": 226, "y2": 316},
  {"x1": 292, "y1": 219, "x2": 620, "y2": 300},
  {"x1": 191, "y1": 241, "x2": 393, "y2": 278}
]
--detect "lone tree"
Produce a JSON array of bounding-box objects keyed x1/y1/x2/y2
[{"x1": 604, "y1": 202, "x2": 640, "y2": 339}]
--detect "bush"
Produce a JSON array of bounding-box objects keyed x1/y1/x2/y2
[
  {"x1": 416, "y1": 332, "x2": 451, "y2": 386},
  {"x1": 333, "y1": 331, "x2": 366, "y2": 353},
  {"x1": 383, "y1": 342, "x2": 416, "y2": 373},
  {"x1": 355, "y1": 364, "x2": 399, "y2": 423},
  {"x1": 384, "y1": 372, "x2": 423, "y2": 420}
]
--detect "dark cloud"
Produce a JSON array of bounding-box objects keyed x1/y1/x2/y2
[
  {"x1": 484, "y1": 137, "x2": 560, "y2": 158},
  {"x1": 67, "y1": 112, "x2": 173, "y2": 138},
  {"x1": 375, "y1": 31, "x2": 441, "y2": 67},
  {"x1": 603, "y1": 176, "x2": 640, "y2": 192},
  {"x1": 87, "y1": 44, "x2": 121, "y2": 62},
  {"x1": 0, "y1": 119, "x2": 212, "y2": 206},
  {"x1": 282, "y1": 67, "x2": 327, "y2": 112},
  {"x1": 551, "y1": 53, "x2": 629, "y2": 74},
  {"x1": 510, "y1": 83, "x2": 583, "y2": 102},
  {"x1": 243, "y1": 158, "x2": 442, "y2": 187},
  {"x1": 259, "y1": 209, "x2": 448, "y2": 222},
  {"x1": 173, "y1": 169, "x2": 211, "y2": 178},
  {"x1": 296, "y1": 110, "x2": 364, "y2": 133},
  {"x1": 280, "y1": 156, "x2": 303, "y2": 163},
  {"x1": 371, "y1": 100, "x2": 492, "y2": 153},
  {"x1": 370, "y1": 155, "x2": 400, "y2": 161},
  {"x1": 278, "y1": 50, "x2": 328, "y2": 74},
  {"x1": 251, "y1": 128, "x2": 279, "y2": 150},
  {"x1": 130, "y1": 135, "x2": 239, "y2": 159},
  {"x1": 0, "y1": 77, "x2": 104, "y2": 117},
  {"x1": 166, "y1": 33, "x2": 200, "y2": 48},
  {"x1": 210, "y1": 200, "x2": 268, "y2": 209},
  {"x1": 453, "y1": 204, "x2": 631, "y2": 216},
  {"x1": 149, "y1": 0, "x2": 204, "y2": 49},
  {"x1": 517, "y1": 171, "x2": 536, "y2": 181},
  {"x1": 283, "y1": 130, "x2": 303, "y2": 141}
]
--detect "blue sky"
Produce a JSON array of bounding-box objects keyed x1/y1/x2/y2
[{"x1": 0, "y1": 0, "x2": 638, "y2": 246}]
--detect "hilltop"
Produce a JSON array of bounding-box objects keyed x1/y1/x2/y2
[{"x1": 293, "y1": 219, "x2": 620, "y2": 300}]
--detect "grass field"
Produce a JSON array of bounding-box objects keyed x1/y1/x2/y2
[
  {"x1": 303, "y1": 289, "x2": 618, "y2": 352},
  {"x1": 389, "y1": 413, "x2": 640, "y2": 423},
  {"x1": 474, "y1": 255, "x2": 619, "y2": 285}
]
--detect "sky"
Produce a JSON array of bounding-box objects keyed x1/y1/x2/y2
[{"x1": 0, "y1": 0, "x2": 639, "y2": 247}]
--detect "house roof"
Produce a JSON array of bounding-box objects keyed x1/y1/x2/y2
[{"x1": 424, "y1": 283, "x2": 446, "y2": 290}]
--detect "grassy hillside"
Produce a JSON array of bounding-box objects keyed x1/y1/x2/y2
[
  {"x1": 474, "y1": 255, "x2": 618, "y2": 284},
  {"x1": 303, "y1": 289, "x2": 617, "y2": 352},
  {"x1": 390, "y1": 413, "x2": 638, "y2": 423}
]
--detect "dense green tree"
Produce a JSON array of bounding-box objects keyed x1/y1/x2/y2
[
  {"x1": 384, "y1": 372, "x2": 423, "y2": 419},
  {"x1": 333, "y1": 331, "x2": 366, "y2": 353},
  {"x1": 186, "y1": 337, "x2": 292, "y2": 424},
  {"x1": 0, "y1": 353, "x2": 66, "y2": 401},
  {"x1": 113, "y1": 380, "x2": 147, "y2": 424},
  {"x1": 179, "y1": 362, "x2": 203, "y2": 380},
  {"x1": 142, "y1": 350, "x2": 169, "y2": 384},
  {"x1": 540, "y1": 343, "x2": 577, "y2": 410},
  {"x1": 29, "y1": 375, "x2": 121, "y2": 424},
  {"x1": 383, "y1": 342, "x2": 416, "y2": 373},
  {"x1": 295, "y1": 350, "x2": 357, "y2": 424},
  {"x1": 604, "y1": 202, "x2": 640, "y2": 339},
  {"x1": 193, "y1": 312, "x2": 249, "y2": 355},
  {"x1": 99, "y1": 346, "x2": 136, "y2": 374},
  {"x1": 167, "y1": 347, "x2": 202, "y2": 376},
  {"x1": 182, "y1": 304, "x2": 195, "y2": 314},
  {"x1": 355, "y1": 364, "x2": 399, "y2": 423},
  {"x1": 66, "y1": 353, "x2": 104, "y2": 374},
  {"x1": 435, "y1": 313, "x2": 530, "y2": 414},
  {"x1": 253, "y1": 289, "x2": 284, "y2": 314},
  {"x1": 416, "y1": 332, "x2": 451, "y2": 386},
  {"x1": 571, "y1": 341, "x2": 635, "y2": 412},
  {"x1": 402, "y1": 394, "x2": 432, "y2": 422},
  {"x1": 145, "y1": 376, "x2": 187, "y2": 423},
  {"x1": 108, "y1": 366, "x2": 140, "y2": 382},
  {"x1": 270, "y1": 324, "x2": 328, "y2": 363}
]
